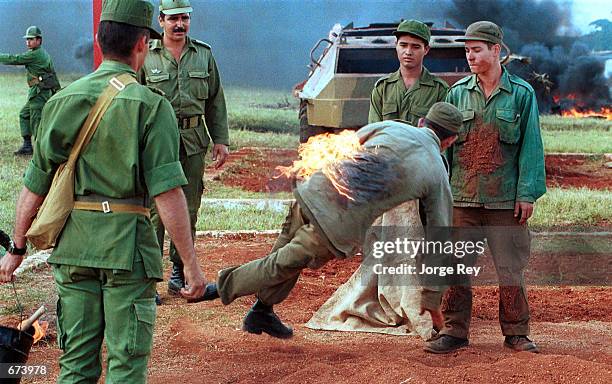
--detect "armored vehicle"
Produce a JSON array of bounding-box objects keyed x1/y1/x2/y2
[{"x1": 295, "y1": 22, "x2": 471, "y2": 142}]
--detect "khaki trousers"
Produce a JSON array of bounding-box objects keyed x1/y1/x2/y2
[{"x1": 217, "y1": 202, "x2": 335, "y2": 306}]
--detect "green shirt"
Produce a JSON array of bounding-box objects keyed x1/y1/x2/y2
[
  {"x1": 445, "y1": 68, "x2": 546, "y2": 208},
  {"x1": 368, "y1": 67, "x2": 449, "y2": 125},
  {"x1": 24, "y1": 60, "x2": 187, "y2": 279},
  {"x1": 0, "y1": 46, "x2": 59, "y2": 98},
  {"x1": 295, "y1": 121, "x2": 452, "y2": 257},
  {"x1": 139, "y1": 36, "x2": 229, "y2": 154}
]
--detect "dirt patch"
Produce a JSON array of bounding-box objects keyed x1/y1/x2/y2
[
  {"x1": 213, "y1": 148, "x2": 610, "y2": 194},
  {"x1": 546, "y1": 154, "x2": 611, "y2": 190},
  {"x1": 18, "y1": 234, "x2": 611, "y2": 383},
  {"x1": 458, "y1": 118, "x2": 504, "y2": 182}
]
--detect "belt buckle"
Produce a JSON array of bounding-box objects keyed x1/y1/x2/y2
[{"x1": 101, "y1": 201, "x2": 111, "y2": 213}]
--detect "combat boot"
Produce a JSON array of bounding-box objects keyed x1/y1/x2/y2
[
  {"x1": 504, "y1": 336, "x2": 540, "y2": 353},
  {"x1": 14, "y1": 136, "x2": 33, "y2": 155},
  {"x1": 242, "y1": 299, "x2": 293, "y2": 339},
  {"x1": 186, "y1": 283, "x2": 220, "y2": 303},
  {"x1": 167, "y1": 263, "x2": 185, "y2": 295},
  {"x1": 423, "y1": 334, "x2": 469, "y2": 354}
]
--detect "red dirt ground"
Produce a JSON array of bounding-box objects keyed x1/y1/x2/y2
[
  {"x1": 20, "y1": 234, "x2": 611, "y2": 383},
  {"x1": 214, "y1": 148, "x2": 611, "y2": 193}
]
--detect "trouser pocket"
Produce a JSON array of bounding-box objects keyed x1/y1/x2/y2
[{"x1": 127, "y1": 298, "x2": 156, "y2": 357}]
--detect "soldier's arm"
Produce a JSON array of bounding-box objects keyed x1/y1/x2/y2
[
  {"x1": 0, "y1": 50, "x2": 36, "y2": 66},
  {"x1": 368, "y1": 85, "x2": 383, "y2": 123},
  {"x1": 516, "y1": 91, "x2": 546, "y2": 204},
  {"x1": 204, "y1": 54, "x2": 229, "y2": 146}
]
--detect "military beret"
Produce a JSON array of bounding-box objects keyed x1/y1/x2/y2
[
  {"x1": 393, "y1": 20, "x2": 431, "y2": 44},
  {"x1": 101, "y1": 0, "x2": 162, "y2": 39},
  {"x1": 457, "y1": 21, "x2": 503, "y2": 45},
  {"x1": 426, "y1": 102, "x2": 462, "y2": 134}
]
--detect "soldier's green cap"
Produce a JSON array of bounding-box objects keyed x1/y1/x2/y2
[
  {"x1": 426, "y1": 102, "x2": 462, "y2": 134},
  {"x1": 23, "y1": 26, "x2": 42, "y2": 39},
  {"x1": 393, "y1": 20, "x2": 431, "y2": 44},
  {"x1": 101, "y1": 0, "x2": 162, "y2": 39},
  {"x1": 159, "y1": 0, "x2": 193, "y2": 15},
  {"x1": 457, "y1": 21, "x2": 503, "y2": 45}
]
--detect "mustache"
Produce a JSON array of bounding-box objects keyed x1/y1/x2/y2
[{"x1": 173, "y1": 27, "x2": 186, "y2": 33}]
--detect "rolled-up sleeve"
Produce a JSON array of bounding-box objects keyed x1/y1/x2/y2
[
  {"x1": 142, "y1": 98, "x2": 187, "y2": 197},
  {"x1": 23, "y1": 162, "x2": 54, "y2": 195}
]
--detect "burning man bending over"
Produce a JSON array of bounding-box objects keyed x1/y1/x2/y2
[{"x1": 197, "y1": 102, "x2": 462, "y2": 339}]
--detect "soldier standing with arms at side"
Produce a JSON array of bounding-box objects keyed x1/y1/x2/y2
[
  {"x1": 139, "y1": 0, "x2": 229, "y2": 302},
  {"x1": 0, "y1": 26, "x2": 60, "y2": 155},
  {"x1": 425, "y1": 21, "x2": 546, "y2": 354},
  {"x1": 0, "y1": 1, "x2": 206, "y2": 381},
  {"x1": 369, "y1": 20, "x2": 448, "y2": 125}
]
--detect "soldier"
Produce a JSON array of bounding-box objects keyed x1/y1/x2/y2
[
  {"x1": 195, "y1": 102, "x2": 463, "y2": 339},
  {"x1": 0, "y1": 0, "x2": 206, "y2": 381},
  {"x1": 0, "y1": 26, "x2": 60, "y2": 155},
  {"x1": 424, "y1": 21, "x2": 546, "y2": 354},
  {"x1": 139, "y1": 0, "x2": 229, "y2": 302},
  {"x1": 368, "y1": 20, "x2": 448, "y2": 125}
]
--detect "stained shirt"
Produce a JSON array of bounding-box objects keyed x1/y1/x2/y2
[
  {"x1": 445, "y1": 67, "x2": 546, "y2": 208},
  {"x1": 24, "y1": 60, "x2": 187, "y2": 279}
]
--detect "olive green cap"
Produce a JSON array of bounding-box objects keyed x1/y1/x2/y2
[
  {"x1": 425, "y1": 102, "x2": 462, "y2": 134},
  {"x1": 23, "y1": 26, "x2": 42, "y2": 39},
  {"x1": 100, "y1": 0, "x2": 162, "y2": 39},
  {"x1": 159, "y1": 0, "x2": 193, "y2": 15},
  {"x1": 393, "y1": 20, "x2": 431, "y2": 44},
  {"x1": 457, "y1": 21, "x2": 503, "y2": 45}
]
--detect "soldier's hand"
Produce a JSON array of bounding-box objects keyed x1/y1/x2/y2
[
  {"x1": 211, "y1": 144, "x2": 229, "y2": 169},
  {"x1": 180, "y1": 262, "x2": 207, "y2": 300},
  {"x1": 514, "y1": 201, "x2": 534, "y2": 225},
  {"x1": 0, "y1": 253, "x2": 24, "y2": 283}
]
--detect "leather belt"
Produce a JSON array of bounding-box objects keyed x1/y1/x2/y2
[
  {"x1": 177, "y1": 116, "x2": 201, "y2": 129},
  {"x1": 73, "y1": 195, "x2": 150, "y2": 218}
]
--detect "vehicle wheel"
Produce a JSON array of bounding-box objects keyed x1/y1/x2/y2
[{"x1": 299, "y1": 101, "x2": 329, "y2": 143}]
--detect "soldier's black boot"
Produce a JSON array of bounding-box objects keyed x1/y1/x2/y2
[
  {"x1": 14, "y1": 136, "x2": 33, "y2": 155},
  {"x1": 155, "y1": 291, "x2": 162, "y2": 306},
  {"x1": 242, "y1": 299, "x2": 293, "y2": 339},
  {"x1": 186, "y1": 283, "x2": 220, "y2": 303},
  {"x1": 167, "y1": 263, "x2": 185, "y2": 295}
]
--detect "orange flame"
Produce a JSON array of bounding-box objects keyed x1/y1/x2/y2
[
  {"x1": 561, "y1": 107, "x2": 612, "y2": 120},
  {"x1": 276, "y1": 130, "x2": 362, "y2": 199},
  {"x1": 32, "y1": 320, "x2": 48, "y2": 344}
]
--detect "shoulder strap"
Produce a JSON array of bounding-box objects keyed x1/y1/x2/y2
[{"x1": 66, "y1": 73, "x2": 137, "y2": 165}]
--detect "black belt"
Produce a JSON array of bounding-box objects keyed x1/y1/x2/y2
[{"x1": 177, "y1": 116, "x2": 201, "y2": 129}]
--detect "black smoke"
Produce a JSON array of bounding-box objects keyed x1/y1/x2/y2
[{"x1": 444, "y1": 0, "x2": 611, "y2": 112}]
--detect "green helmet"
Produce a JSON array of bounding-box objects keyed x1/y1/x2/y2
[
  {"x1": 159, "y1": 0, "x2": 193, "y2": 15},
  {"x1": 23, "y1": 26, "x2": 42, "y2": 39}
]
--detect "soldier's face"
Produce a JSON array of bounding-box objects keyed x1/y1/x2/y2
[
  {"x1": 464, "y1": 41, "x2": 500, "y2": 74},
  {"x1": 26, "y1": 38, "x2": 41, "y2": 49},
  {"x1": 159, "y1": 13, "x2": 191, "y2": 41},
  {"x1": 396, "y1": 35, "x2": 429, "y2": 71}
]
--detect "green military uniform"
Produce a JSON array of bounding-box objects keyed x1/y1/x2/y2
[
  {"x1": 23, "y1": 1, "x2": 184, "y2": 381},
  {"x1": 216, "y1": 120, "x2": 454, "y2": 307},
  {"x1": 442, "y1": 66, "x2": 546, "y2": 338},
  {"x1": 0, "y1": 26, "x2": 60, "y2": 141},
  {"x1": 368, "y1": 67, "x2": 448, "y2": 125},
  {"x1": 139, "y1": 35, "x2": 229, "y2": 278}
]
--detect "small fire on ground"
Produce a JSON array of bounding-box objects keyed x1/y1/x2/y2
[
  {"x1": 276, "y1": 130, "x2": 362, "y2": 199},
  {"x1": 561, "y1": 107, "x2": 612, "y2": 120}
]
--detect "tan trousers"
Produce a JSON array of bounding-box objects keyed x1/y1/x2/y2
[{"x1": 217, "y1": 202, "x2": 335, "y2": 306}]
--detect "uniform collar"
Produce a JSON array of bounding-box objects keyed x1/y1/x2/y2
[
  {"x1": 151, "y1": 35, "x2": 197, "y2": 51},
  {"x1": 98, "y1": 60, "x2": 136, "y2": 76},
  {"x1": 466, "y1": 67, "x2": 512, "y2": 94},
  {"x1": 388, "y1": 67, "x2": 435, "y2": 87}
]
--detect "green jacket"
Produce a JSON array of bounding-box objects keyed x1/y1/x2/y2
[
  {"x1": 24, "y1": 60, "x2": 187, "y2": 279},
  {"x1": 445, "y1": 68, "x2": 546, "y2": 208},
  {"x1": 139, "y1": 37, "x2": 229, "y2": 155},
  {"x1": 295, "y1": 121, "x2": 452, "y2": 258},
  {"x1": 0, "y1": 46, "x2": 60, "y2": 98},
  {"x1": 368, "y1": 67, "x2": 449, "y2": 125}
]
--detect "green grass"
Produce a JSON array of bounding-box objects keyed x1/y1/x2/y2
[
  {"x1": 204, "y1": 180, "x2": 292, "y2": 199},
  {"x1": 540, "y1": 115, "x2": 611, "y2": 132},
  {"x1": 228, "y1": 128, "x2": 297, "y2": 149},
  {"x1": 529, "y1": 188, "x2": 612, "y2": 228},
  {"x1": 196, "y1": 204, "x2": 286, "y2": 231},
  {"x1": 542, "y1": 130, "x2": 612, "y2": 154}
]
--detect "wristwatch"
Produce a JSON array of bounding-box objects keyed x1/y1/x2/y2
[{"x1": 8, "y1": 240, "x2": 27, "y2": 256}]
